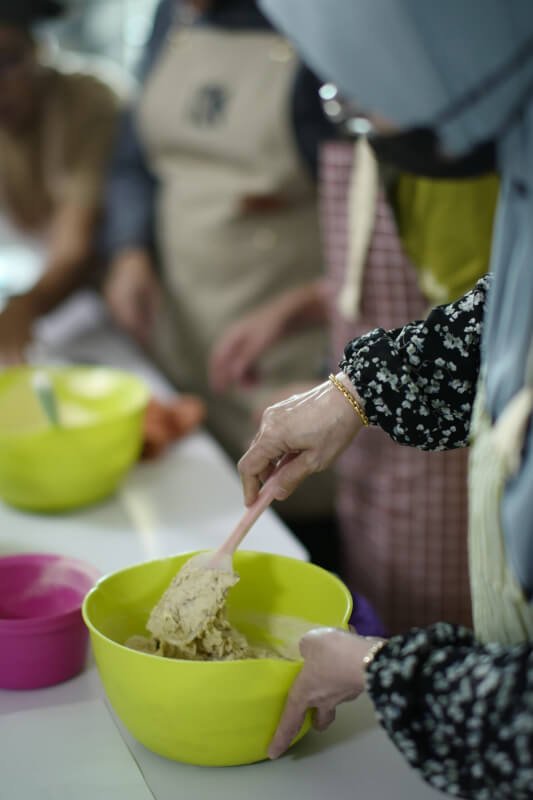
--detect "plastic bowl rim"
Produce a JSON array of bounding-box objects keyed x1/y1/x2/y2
[
  {"x1": 82, "y1": 550, "x2": 353, "y2": 666},
  {"x1": 0, "y1": 552, "x2": 101, "y2": 632},
  {"x1": 0, "y1": 365, "x2": 149, "y2": 442}
]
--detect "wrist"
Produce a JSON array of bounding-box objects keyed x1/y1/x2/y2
[
  {"x1": 330, "y1": 372, "x2": 369, "y2": 428},
  {"x1": 112, "y1": 247, "x2": 152, "y2": 271},
  {"x1": 361, "y1": 637, "x2": 387, "y2": 691},
  {"x1": 362, "y1": 637, "x2": 387, "y2": 671},
  {"x1": 276, "y1": 285, "x2": 309, "y2": 334},
  {"x1": 335, "y1": 371, "x2": 366, "y2": 410},
  {"x1": 280, "y1": 282, "x2": 328, "y2": 334},
  {"x1": 341, "y1": 632, "x2": 386, "y2": 691},
  {"x1": 116, "y1": 245, "x2": 149, "y2": 259},
  {"x1": 332, "y1": 630, "x2": 371, "y2": 691}
]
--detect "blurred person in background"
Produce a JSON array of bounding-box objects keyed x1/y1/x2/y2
[
  {"x1": 237, "y1": 1, "x2": 533, "y2": 797},
  {"x1": 212, "y1": 123, "x2": 499, "y2": 635},
  {"x1": 0, "y1": 0, "x2": 118, "y2": 363},
  {"x1": 103, "y1": 0, "x2": 340, "y2": 569}
]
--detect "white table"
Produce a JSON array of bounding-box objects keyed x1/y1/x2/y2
[{"x1": 0, "y1": 294, "x2": 444, "y2": 800}]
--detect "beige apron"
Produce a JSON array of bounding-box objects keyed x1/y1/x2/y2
[
  {"x1": 138, "y1": 26, "x2": 332, "y2": 516},
  {"x1": 469, "y1": 359, "x2": 533, "y2": 643}
]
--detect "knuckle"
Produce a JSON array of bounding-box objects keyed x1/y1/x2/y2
[
  {"x1": 303, "y1": 451, "x2": 321, "y2": 475},
  {"x1": 262, "y1": 406, "x2": 277, "y2": 427}
]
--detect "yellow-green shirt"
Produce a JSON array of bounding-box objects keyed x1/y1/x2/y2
[{"x1": 394, "y1": 173, "x2": 499, "y2": 305}]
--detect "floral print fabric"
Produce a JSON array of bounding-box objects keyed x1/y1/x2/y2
[
  {"x1": 340, "y1": 276, "x2": 490, "y2": 451},
  {"x1": 341, "y1": 275, "x2": 533, "y2": 798},
  {"x1": 367, "y1": 624, "x2": 533, "y2": 799}
]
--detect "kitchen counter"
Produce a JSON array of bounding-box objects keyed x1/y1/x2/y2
[{"x1": 0, "y1": 293, "x2": 444, "y2": 800}]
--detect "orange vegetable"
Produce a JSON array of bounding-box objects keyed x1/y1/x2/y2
[{"x1": 141, "y1": 395, "x2": 206, "y2": 461}]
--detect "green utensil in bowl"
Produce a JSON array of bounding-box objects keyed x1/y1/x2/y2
[
  {"x1": 0, "y1": 365, "x2": 149, "y2": 512},
  {"x1": 31, "y1": 370, "x2": 61, "y2": 427}
]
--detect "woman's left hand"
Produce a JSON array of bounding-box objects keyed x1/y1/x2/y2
[
  {"x1": 208, "y1": 301, "x2": 289, "y2": 393},
  {"x1": 269, "y1": 629, "x2": 385, "y2": 759}
]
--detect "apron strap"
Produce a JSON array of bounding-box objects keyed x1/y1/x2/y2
[
  {"x1": 492, "y1": 386, "x2": 533, "y2": 476},
  {"x1": 337, "y1": 137, "x2": 378, "y2": 321}
]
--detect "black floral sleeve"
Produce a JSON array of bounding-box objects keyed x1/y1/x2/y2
[
  {"x1": 340, "y1": 276, "x2": 490, "y2": 451},
  {"x1": 366, "y1": 623, "x2": 533, "y2": 800}
]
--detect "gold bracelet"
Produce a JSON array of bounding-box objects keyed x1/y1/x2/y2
[
  {"x1": 328, "y1": 373, "x2": 369, "y2": 427},
  {"x1": 362, "y1": 638, "x2": 387, "y2": 672}
]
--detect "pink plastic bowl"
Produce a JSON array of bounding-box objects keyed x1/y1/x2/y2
[{"x1": 0, "y1": 553, "x2": 99, "y2": 690}]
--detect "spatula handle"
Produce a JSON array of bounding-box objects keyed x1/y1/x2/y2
[
  {"x1": 217, "y1": 483, "x2": 277, "y2": 558},
  {"x1": 216, "y1": 455, "x2": 293, "y2": 559}
]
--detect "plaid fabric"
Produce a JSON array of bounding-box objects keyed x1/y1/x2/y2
[{"x1": 321, "y1": 140, "x2": 472, "y2": 634}]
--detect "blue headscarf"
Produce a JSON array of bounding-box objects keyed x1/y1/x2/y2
[
  {"x1": 260, "y1": 0, "x2": 533, "y2": 155},
  {"x1": 260, "y1": 0, "x2": 533, "y2": 598}
]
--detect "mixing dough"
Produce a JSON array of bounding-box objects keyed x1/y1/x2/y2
[{"x1": 126, "y1": 559, "x2": 279, "y2": 661}]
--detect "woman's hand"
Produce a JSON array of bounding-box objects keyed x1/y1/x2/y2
[
  {"x1": 208, "y1": 301, "x2": 288, "y2": 392},
  {"x1": 105, "y1": 248, "x2": 161, "y2": 344},
  {"x1": 238, "y1": 373, "x2": 365, "y2": 506},
  {"x1": 269, "y1": 629, "x2": 385, "y2": 759},
  {"x1": 209, "y1": 281, "x2": 329, "y2": 393}
]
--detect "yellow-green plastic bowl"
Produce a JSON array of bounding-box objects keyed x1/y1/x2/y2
[
  {"x1": 0, "y1": 366, "x2": 149, "y2": 512},
  {"x1": 82, "y1": 551, "x2": 352, "y2": 766}
]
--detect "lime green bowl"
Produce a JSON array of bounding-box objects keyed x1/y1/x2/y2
[
  {"x1": 0, "y1": 366, "x2": 149, "y2": 512},
  {"x1": 83, "y1": 551, "x2": 352, "y2": 766}
]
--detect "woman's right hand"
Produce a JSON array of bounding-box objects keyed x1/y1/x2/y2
[
  {"x1": 105, "y1": 248, "x2": 161, "y2": 344},
  {"x1": 238, "y1": 373, "x2": 365, "y2": 506}
]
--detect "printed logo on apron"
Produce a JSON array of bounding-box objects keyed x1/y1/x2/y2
[{"x1": 188, "y1": 84, "x2": 230, "y2": 127}]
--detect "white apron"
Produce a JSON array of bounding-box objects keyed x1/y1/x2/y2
[{"x1": 138, "y1": 25, "x2": 333, "y2": 516}]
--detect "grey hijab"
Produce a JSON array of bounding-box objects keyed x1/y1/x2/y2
[{"x1": 260, "y1": 0, "x2": 533, "y2": 154}]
